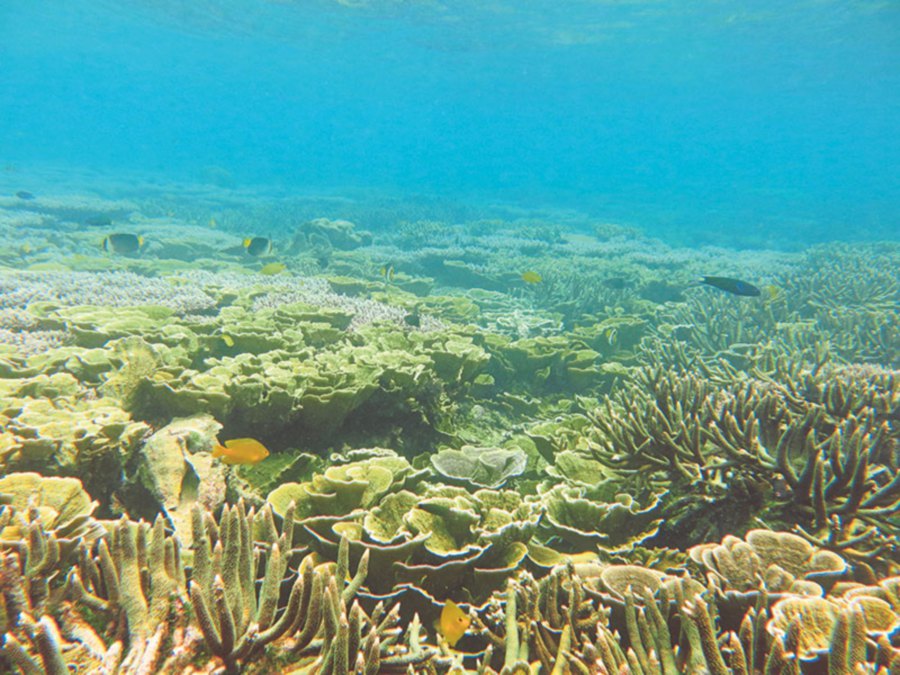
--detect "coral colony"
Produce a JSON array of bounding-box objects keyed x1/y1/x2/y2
[{"x1": 0, "y1": 193, "x2": 898, "y2": 673}]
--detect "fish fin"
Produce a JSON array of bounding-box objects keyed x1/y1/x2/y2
[{"x1": 243, "y1": 238, "x2": 252, "y2": 248}]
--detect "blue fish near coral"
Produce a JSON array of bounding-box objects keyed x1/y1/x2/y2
[{"x1": 700, "y1": 276, "x2": 761, "y2": 297}]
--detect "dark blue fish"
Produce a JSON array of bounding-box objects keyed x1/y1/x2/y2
[
  {"x1": 701, "y1": 276, "x2": 761, "y2": 297},
  {"x1": 15, "y1": 191, "x2": 35, "y2": 200}
]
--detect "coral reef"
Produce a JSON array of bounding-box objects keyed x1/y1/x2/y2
[
  {"x1": 1, "y1": 188, "x2": 898, "y2": 673},
  {"x1": 3, "y1": 491, "x2": 897, "y2": 673},
  {"x1": 0, "y1": 491, "x2": 445, "y2": 674},
  {"x1": 583, "y1": 363, "x2": 899, "y2": 569}
]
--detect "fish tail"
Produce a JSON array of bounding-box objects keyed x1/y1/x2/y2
[{"x1": 211, "y1": 444, "x2": 225, "y2": 458}]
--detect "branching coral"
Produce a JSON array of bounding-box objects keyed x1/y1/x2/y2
[
  {"x1": 585, "y1": 364, "x2": 900, "y2": 567},
  {"x1": 473, "y1": 561, "x2": 900, "y2": 674},
  {"x1": 0, "y1": 496, "x2": 445, "y2": 674}
]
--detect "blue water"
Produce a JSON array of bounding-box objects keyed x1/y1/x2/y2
[{"x1": 1, "y1": 0, "x2": 898, "y2": 245}]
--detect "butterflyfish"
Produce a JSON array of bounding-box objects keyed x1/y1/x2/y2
[
  {"x1": 438, "y1": 599, "x2": 471, "y2": 647},
  {"x1": 380, "y1": 265, "x2": 395, "y2": 281},
  {"x1": 244, "y1": 237, "x2": 273, "y2": 257},
  {"x1": 700, "y1": 276, "x2": 761, "y2": 297},
  {"x1": 103, "y1": 233, "x2": 144, "y2": 255},
  {"x1": 212, "y1": 438, "x2": 270, "y2": 465}
]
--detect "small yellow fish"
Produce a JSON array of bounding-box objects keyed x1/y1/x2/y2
[
  {"x1": 221, "y1": 334, "x2": 235, "y2": 348},
  {"x1": 209, "y1": 217, "x2": 217, "y2": 229},
  {"x1": 438, "y1": 599, "x2": 471, "y2": 647},
  {"x1": 259, "y1": 262, "x2": 286, "y2": 276},
  {"x1": 380, "y1": 265, "x2": 395, "y2": 281},
  {"x1": 762, "y1": 284, "x2": 782, "y2": 301},
  {"x1": 521, "y1": 271, "x2": 542, "y2": 284},
  {"x1": 212, "y1": 438, "x2": 269, "y2": 465}
]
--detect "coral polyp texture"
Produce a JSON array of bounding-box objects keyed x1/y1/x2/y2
[{"x1": 0, "y1": 192, "x2": 898, "y2": 673}]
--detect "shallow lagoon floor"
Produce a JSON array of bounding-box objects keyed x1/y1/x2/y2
[{"x1": 0, "y1": 176, "x2": 898, "y2": 673}]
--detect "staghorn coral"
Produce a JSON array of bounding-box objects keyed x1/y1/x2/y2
[
  {"x1": 585, "y1": 363, "x2": 900, "y2": 566},
  {"x1": 638, "y1": 243, "x2": 900, "y2": 372},
  {"x1": 472, "y1": 562, "x2": 900, "y2": 674},
  {"x1": 0, "y1": 497, "x2": 446, "y2": 674}
]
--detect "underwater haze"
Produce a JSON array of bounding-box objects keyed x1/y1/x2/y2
[
  {"x1": 2, "y1": 0, "x2": 899, "y2": 245},
  {"x1": 1, "y1": 3, "x2": 900, "y2": 674}
]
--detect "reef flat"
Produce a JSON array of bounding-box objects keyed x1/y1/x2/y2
[{"x1": 0, "y1": 184, "x2": 897, "y2": 673}]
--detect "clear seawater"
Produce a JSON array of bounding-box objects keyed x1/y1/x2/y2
[
  {"x1": 1, "y1": 0, "x2": 898, "y2": 248},
  {"x1": 1, "y1": 5, "x2": 899, "y2": 671}
]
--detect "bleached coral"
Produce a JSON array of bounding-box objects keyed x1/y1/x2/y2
[{"x1": 0, "y1": 271, "x2": 217, "y2": 314}]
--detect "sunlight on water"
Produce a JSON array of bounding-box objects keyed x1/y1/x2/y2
[{"x1": 0, "y1": 5, "x2": 897, "y2": 670}]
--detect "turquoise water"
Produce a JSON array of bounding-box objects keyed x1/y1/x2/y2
[
  {"x1": 2, "y1": 0, "x2": 898, "y2": 245},
  {"x1": 1, "y1": 5, "x2": 899, "y2": 672}
]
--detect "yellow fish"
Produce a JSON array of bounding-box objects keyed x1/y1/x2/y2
[
  {"x1": 762, "y1": 284, "x2": 782, "y2": 301},
  {"x1": 209, "y1": 217, "x2": 217, "y2": 229},
  {"x1": 221, "y1": 334, "x2": 235, "y2": 348},
  {"x1": 380, "y1": 264, "x2": 395, "y2": 281},
  {"x1": 259, "y1": 262, "x2": 286, "y2": 276},
  {"x1": 521, "y1": 271, "x2": 542, "y2": 284},
  {"x1": 212, "y1": 438, "x2": 269, "y2": 465},
  {"x1": 438, "y1": 599, "x2": 471, "y2": 647}
]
